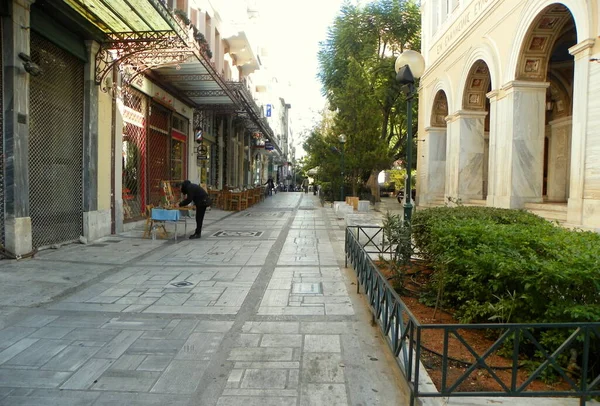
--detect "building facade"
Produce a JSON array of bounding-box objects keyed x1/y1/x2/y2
[
  {"x1": 418, "y1": 0, "x2": 600, "y2": 230},
  {"x1": 1, "y1": 0, "x2": 284, "y2": 255}
]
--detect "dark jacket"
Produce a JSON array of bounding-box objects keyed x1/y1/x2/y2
[{"x1": 179, "y1": 180, "x2": 208, "y2": 207}]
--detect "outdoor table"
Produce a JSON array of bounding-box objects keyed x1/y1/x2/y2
[{"x1": 151, "y1": 208, "x2": 188, "y2": 241}]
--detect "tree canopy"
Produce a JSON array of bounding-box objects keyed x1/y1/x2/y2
[{"x1": 310, "y1": 0, "x2": 421, "y2": 198}]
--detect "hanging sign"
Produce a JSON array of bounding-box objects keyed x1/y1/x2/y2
[{"x1": 197, "y1": 145, "x2": 208, "y2": 160}]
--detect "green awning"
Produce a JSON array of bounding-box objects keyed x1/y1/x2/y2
[{"x1": 63, "y1": 0, "x2": 174, "y2": 34}]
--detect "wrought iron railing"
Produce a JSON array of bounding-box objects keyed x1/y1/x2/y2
[
  {"x1": 345, "y1": 226, "x2": 600, "y2": 406},
  {"x1": 344, "y1": 225, "x2": 393, "y2": 268}
]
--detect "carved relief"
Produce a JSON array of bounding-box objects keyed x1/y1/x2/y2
[
  {"x1": 474, "y1": 64, "x2": 488, "y2": 75},
  {"x1": 529, "y1": 36, "x2": 548, "y2": 52},
  {"x1": 471, "y1": 78, "x2": 483, "y2": 88},
  {"x1": 524, "y1": 58, "x2": 541, "y2": 73}
]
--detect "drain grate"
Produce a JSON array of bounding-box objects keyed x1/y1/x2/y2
[
  {"x1": 104, "y1": 240, "x2": 123, "y2": 243},
  {"x1": 171, "y1": 281, "x2": 194, "y2": 287},
  {"x1": 89, "y1": 243, "x2": 108, "y2": 247}
]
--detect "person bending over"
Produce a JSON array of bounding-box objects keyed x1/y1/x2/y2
[{"x1": 179, "y1": 180, "x2": 210, "y2": 239}]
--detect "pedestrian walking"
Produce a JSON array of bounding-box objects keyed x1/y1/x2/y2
[
  {"x1": 179, "y1": 180, "x2": 211, "y2": 239},
  {"x1": 302, "y1": 178, "x2": 309, "y2": 194},
  {"x1": 264, "y1": 177, "x2": 275, "y2": 196}
]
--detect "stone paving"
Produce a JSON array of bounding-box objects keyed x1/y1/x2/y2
[{"x1": 0, "y1": 193, "x2": 407, "y2": 405}]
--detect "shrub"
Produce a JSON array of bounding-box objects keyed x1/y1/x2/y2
[
  {"x1": 412, "y1": 206, "x2": 600, "y2": 325},
  {"x1": 408, "y1": 206, "x2": 600, "y2": 382}
]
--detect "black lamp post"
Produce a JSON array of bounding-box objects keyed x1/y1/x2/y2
[
  {"x1": 339, "y1": 134, "x2": 346, "y2": 201},
  {"x1": 395, "y1": 50, "x2": 425, "y2": 225}
]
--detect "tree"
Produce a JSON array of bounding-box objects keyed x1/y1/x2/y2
[{"x1": 316, "y1": 0, "x2": 421, "y2": 200}]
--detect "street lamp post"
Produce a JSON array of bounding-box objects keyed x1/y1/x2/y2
[
  {"x1": 339, "y1": 134, "x2": 346, "y2": 201},
  {"x1": 395, "y1": 50, "x2": 425, "y2": 225}
]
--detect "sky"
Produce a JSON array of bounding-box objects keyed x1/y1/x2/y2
[{"x1": 255, "y1": 0, "x2": 347, "y2": 157}]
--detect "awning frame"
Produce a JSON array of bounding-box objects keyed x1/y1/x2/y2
[{"x1": 66, "y1": 0, "x2": 279, "y2": 152}]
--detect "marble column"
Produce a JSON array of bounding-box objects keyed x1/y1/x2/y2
[
  {"x1": 566, "y1": 39, "x2": 594, "y2": 225},
  {"x1": 546, "y1": 117, "x2": 572, "y2": 202},
  {"x1": 2, "y1": 0, "x2": 35, "y2": 255},
  {"x1": 422, "y1": 126, "x2": 447, "y2": 204},
  {"x1": 445, "y1": 110, "x2": 487, "y2": 202},
  {"x1": 494, "y1": 81, "x2": 549, "y2": 208},
  {"x1": 486, "y1": 90, "x2": 499, "y2": 206}
]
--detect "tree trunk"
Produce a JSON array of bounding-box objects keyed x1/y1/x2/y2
[{"x1": 367, "y1": 171, "x2": 380, "y2": 202}]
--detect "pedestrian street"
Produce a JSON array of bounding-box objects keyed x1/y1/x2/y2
[{"x1": 0, "y1": 192, "x2": 407, "y2": 405}]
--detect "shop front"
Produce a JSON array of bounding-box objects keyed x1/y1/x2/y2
[{"x1": 121, "y1": 81, "x2": 191, "y2": 222}]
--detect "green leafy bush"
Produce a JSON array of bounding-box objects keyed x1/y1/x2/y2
[
  {"x1": 412, "y1": 206, "x2": 600, "y2": 324},
  {"x1": 407, "y1": 206, "x2": 600, "y2": 384}
]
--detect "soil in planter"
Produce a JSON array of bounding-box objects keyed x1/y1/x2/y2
[{"x1": 375, "y1": 260, "x2": 574, "y2": 394}]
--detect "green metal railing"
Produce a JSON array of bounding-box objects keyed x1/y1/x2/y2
[{"x1": 345, "y1": 226, "x2": 600, "y2": 406}]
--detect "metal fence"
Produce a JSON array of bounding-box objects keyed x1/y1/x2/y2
[
  {"x1": 122, "y1": 87, "x2": 147, "y2": 221},
  {"x1": 345, "y1": 226, "x2": 600, "y2": 406},
  {"x1": 29, "y1": 33, "x2": 84, "y2": 248}
]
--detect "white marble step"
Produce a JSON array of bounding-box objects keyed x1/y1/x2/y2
[
  {"x1": 524, "y1": 202, "x2": 568, "y2": 212},
  {"x1": 524, "y1": 202, "x2": 568, "y2": 222},
  {"x1": 465, "y1": 199, "x2": 487, "y2": 206}
]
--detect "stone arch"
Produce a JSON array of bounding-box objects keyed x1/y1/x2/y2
[
  {"x1": 507, "y1": 0, "x2": 591, "y2": 83},
  {"x1": 456, "y1": 43, "x2": 500, "y2": 111},
  {"x1": 430, "y1": 90, "x2": 449, "y2": 127},
  {"x1": 516, "y1": 4, "x2": 576, "y2": 81},
  {"x1": 461, "y1": 60, "x2": 492, "y2": 111}
]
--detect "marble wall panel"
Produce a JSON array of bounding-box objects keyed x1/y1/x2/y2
[{"x1": 547, "y1": 119, "x2": 572, "y2": 201}]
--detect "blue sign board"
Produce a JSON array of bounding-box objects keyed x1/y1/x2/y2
[
  {"x1": 265, "y1": 143, "x2": 274, "y2": 151},
  {"x1": 266, "y1": 104, "x2": 272, "y2": 117}
]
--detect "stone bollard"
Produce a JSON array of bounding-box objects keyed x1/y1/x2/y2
[{"x1": 357, "y1": 200, "x2": 370, "y2": 212}]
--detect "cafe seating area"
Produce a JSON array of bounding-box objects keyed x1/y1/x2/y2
[{"x1": 207, "y1": 186, "x2": 266, "y2": 211}]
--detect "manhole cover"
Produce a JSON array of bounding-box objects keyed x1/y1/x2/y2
[
  {"x1": 292, "y1": 283, "x2": 323, "y2": 294},
  {"x1": 171, "y1": 281, "x2": 194, "y2": 287},
  {"x1": 212, "y1": 230, "x2": 264, "y2": 238}
]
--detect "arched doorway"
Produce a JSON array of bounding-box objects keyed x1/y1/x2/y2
[
  {"x1": 516, "y1": 4, "x2": 575, "y2": 204},
  {"x1": 422, "y1": 90, "x2": 448, "y2": 206}
]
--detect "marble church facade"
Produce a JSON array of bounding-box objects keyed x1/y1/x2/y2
[{"x1": 417, "y1": 0, "x2": 600, "y2": 230}]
